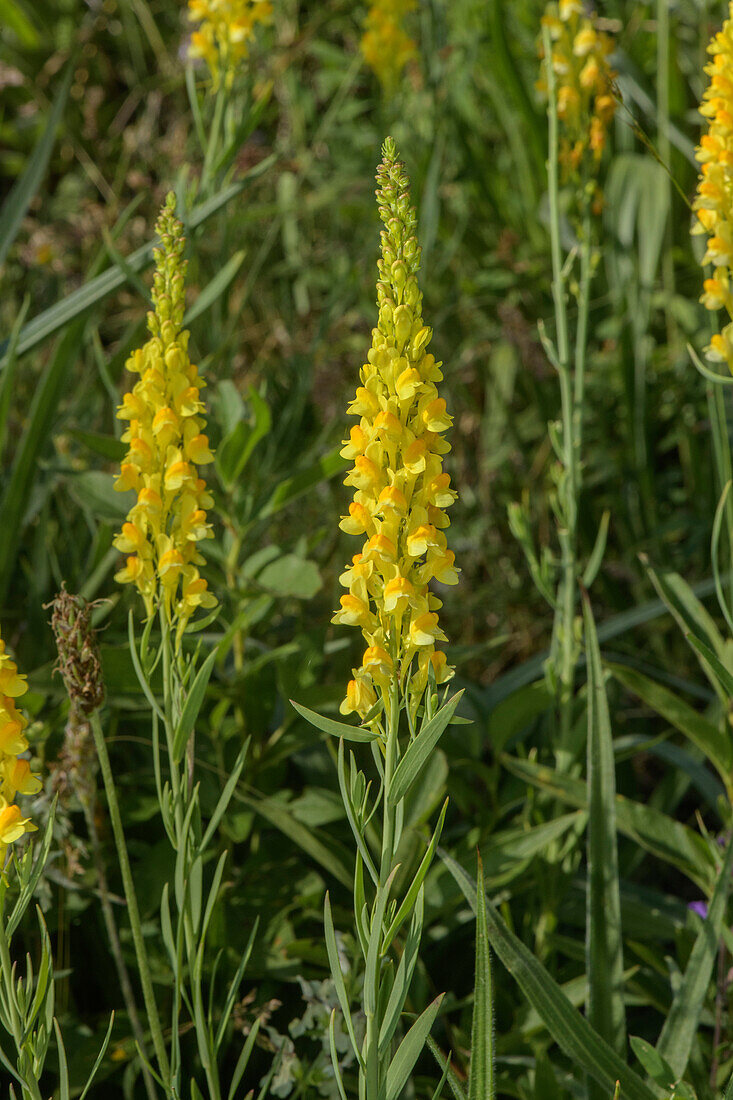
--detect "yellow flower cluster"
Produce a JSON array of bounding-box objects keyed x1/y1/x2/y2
[
  {"x1": 0, "y1": 629, "x2": 40, "y2": 866},
  {"x1": 333, "y1": 138, "x2": 458, "y2": 722},
  {"x1": 538, "y1": 0, "x2": 616, "y2": 179},
  {"x1": 114, "y1": 195, "x2": 217, "y2": 640},
  {"x1": 693, "y1": 2, "x2": 733, "y2": 370},
  {"x1": 361, "y1": 0, "x2": 416, "y2": 94},
  {"x1": 188, "y1": 0, "x2": 272, "y2": 89}
]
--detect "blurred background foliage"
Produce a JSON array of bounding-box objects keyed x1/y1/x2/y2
[{"x1": 2, "y1": 0, "x2": 733, "y2": 1096}]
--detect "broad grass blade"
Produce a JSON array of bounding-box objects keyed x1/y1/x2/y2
[{"x1": 440, "y1": 850, "x2": 657, "y2": 1100}]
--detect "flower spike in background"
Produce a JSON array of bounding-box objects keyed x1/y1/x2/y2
[
  {"x1": 334, "y1": 135, "x2": 459, "y2": 723},
  {"x1": 114, "y1": 193, "x2": 217, "y2": 643},
  {"x1": 361, "y1": 0, "x2": 417, "y2": 95},
  {"x1": 693, "y1": 1, "x2": 733, "y2": 372},
  {"x1": 188, "y1": 0, "x2": 273, "y2": 89},
  {"x1": 0, "y1": 625, "x2": 40, "y2": 867},
  {"x1": 538, "y1": 0, "x2": 616, "y2": 191}
]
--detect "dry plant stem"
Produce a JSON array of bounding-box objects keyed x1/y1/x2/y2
[
  {"x1": 78, "y1": 773, "x2": 158, "y2": 1100},
  {"x1": 90, "y1": 709, "x2": 171, "y2": 1084}
]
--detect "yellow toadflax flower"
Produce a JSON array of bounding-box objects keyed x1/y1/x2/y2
[
  {"x1": 188, "y1": 0, "x2": 273, "y2": 89},
  {"x1": 538, "y1": 0, "x2": 616, "y2": 181},
  {"x1": 0, "y1": 629, "x2": 41, "y2": 867},
  {"x1": 693, "y1": 2, "x2": 733, "y2": 371},
  {"x1": 361, "y1": 0, "x2": 416, "y2": 95},
  {"x1": 333, "y1": 137, "x2": 459, "y2": 722},
  {"x1": 114, "y1": 194, "x2": 217, "y2": 641}
]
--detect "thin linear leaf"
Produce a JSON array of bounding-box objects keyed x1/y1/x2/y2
[
  {"x1": 328, "y1": 1009, "x2": 349, "y2": 1100},
  {"x1": 384, "y1": 994, "x2": 444, "y2": 1100},
  {"x1": 427, "y1": 1038, "x2": 468, "y2": 1100},
  {"x1": 685, "y1": 632, "x2": 733, "y2": 703},
  {"x1": 54, "y1": 1019, "x2": 70, "y2": 1100},
  {"x1": 609, "y1": 662, "x2": 732, "y2": 788},
  {"x1": 468, "y1": 855, "x2": 494, "y2": 1100},
  {"x1": 364, "y1": 865, "x2": 399, "y2": 1017},
  {"x1": 379, "y1": 888, "x2": 424, "y2": 1056},
  {"x1": 382, "y1": 799, "x2": 447, "y2": 952},
  {"x1": 172, "y1": 646, "x2": 219, "y2": 763},
  {"x1": 502, "y1": 755, "x2": 717, "y2": 892},
  {"x1": 584, "y1": 596, "x2": 626, "y2": 1065},
  {"x1": 389, "y1": 691, "x2": 464, "y2": 805},
  {"x1": 79, "y1": 1013, "x2": 115, "y2": 1100},
  {"x1": 324, "y1": 892, "x2": 363, "y2": 1067},
  {"x1": 0, "y1": 65, "x2": 72, "y2": 268},
  {"x1": 290, "y1": 699, "x2": 381, "y2": 742},
  {"x1": 656, "y1": 833, "x2": 733, "y2": 1076},
  {"x1": 241, "y1": 791, "x2": 351, "y2": 888},
  {"x1": 200, "y1": 738, "x2": 249, "y2": 850},
  {"x1": 185, "y1": 249, "x2": 246, "y2": 325},
  {"x1": 440, "y1": 851, "x2": 657, "y2": 1100}
]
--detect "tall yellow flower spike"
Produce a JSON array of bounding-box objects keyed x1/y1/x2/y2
[
  {"x1": 0, "y1": 628, "x2": 41, "y2": 867},
  {"x1": 361, "y1": 0, "x2": 416, "y2": 95},
  {"x1": 538, "y1": 0, "x2": 616, "y2": 181},
  {"x1": 693, "y1": 2, "x2": 733, "y2": 371},
  {"x1": 114, "y1": 195, "x2": 217, "y2": 641},
  {"x1": 334, "y1": 138, "x2": 458, "y2": 722},
  {"x1": 188, "y1": 0, "x2": 273, "y2": 89}
]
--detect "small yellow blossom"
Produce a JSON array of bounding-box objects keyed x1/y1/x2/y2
[
  {"x1": 334, "y1": 138, "x2": 458, "y2": 722},
  {"x1": 187, "y1": 0, "x2": 272, "y2": 89},
  {"x1": 113, "y1": 195, "x2": 217, "y2": 640},
  {"x1": 693, "y1": 2, "x2": 733, "y2": 374},
  {"x1": 538, "y1": 1, "x2": 616, "y2": 183},
  {"x1": 361, "y1": 0, "x2": 416, "y2": 94},
  {"x1": 0, "y1": 631, "x2": 40, "y2": 867}
]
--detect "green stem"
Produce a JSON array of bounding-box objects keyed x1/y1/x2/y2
[
  {"x1": 0, "y1": 921, "x2": 44, "y2": 1100},
  {"x1": 200, "y1": 87, "x2": 227, "y2": 197},
  {"x1": 90, "y1": 709, "x2": 171, "y2": 1085}
]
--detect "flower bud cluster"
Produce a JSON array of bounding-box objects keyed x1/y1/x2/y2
[
  {"x1": 114, "y1": 195, "x2": 217, "y2": 640},
  {"x1": 188, "y1": 0, "x2": 272, "y2": 89},
  {"x1": 693, "y1": 3, "x2": 733, "y2": 369},
  {"x1": 360, "y1": 0, "x2": 416, "y2": 95},
  {"x1": 538, "y1": 0, "x2": 616, "y2": 181},
  {"x1": 0, "y1": 628, "x2": 40, "y2": 865},
  {"x1": 333, "y1": 138, "x2": 458, "y2": 721}
]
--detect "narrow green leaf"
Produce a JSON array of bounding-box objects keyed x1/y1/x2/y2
[
  {"x1": 185, "y1": 249, "x2": 246, "y2": 325},
  {"x1": 382, "y1": 799, "x2": 447, "y2": 952},
  {"x1": 384, "y1": 994, "x2": 444, "y2": 1100},
  {"x1": 609, "y1": 662, "x2": 732, "y2": 787},
  {"x1": 328, "y1": 1009, "x2": 349, "y2": 1100},
  {"x1": 390, "y1": 692, "x2": 464, "y2": 805},
  {"x1": 582, "y1": 510, "x2": 610, "y2": 589},
  {"x1": 379, "y1": 888, "x2": 424, "y2": 1056},
  {"x1": 54, "y1": 1019, "x2": 70, "y2": 1100},
  {"x1": 502, "y1": 755, "x2": 717, "y2": 893},
  {"x1": 440, "y1": 850, "x2": 658, "y2": 1100},
  {"x1": 685, "y1": 632, "x2": 733, "y2": 704},
  {"x1": 290, "y1": 699, "x2": 381, "y2": 742},
  {"x1": 364, "y1": 865, "x2": 399, "y2": 1017},
  {"x1": 79, "y1": 1013, "x2": 115, "y2": 1100},
  {"x1": 426, "y1": 1038, "x2": 467, "y2": 1100},
  {"x1": 324, "y1": 893, "x2": 363, "y2": 1067},
  {"x1": 629, "y1": 1037, "x2": 675, "y2": 1091},
  {"x1": 172, "y1": 646, "x2": 218, "y2": 763},
  {"x1": 468, "y1": 855, "x2": 494, "y2": 1100},
  {"x1": 584, "y1": 597, "x2": 626, "y2": 1062},
  {"x1": 656, "y1": 833, "x2": 733, "y2": 1077},
  {"x1": 0, "y1": 65, "x2": 72, "y2": 269},
  {"x1": 201, "y1": 738, "x2": 249, "y2": 851},
  {"x1": 242, "y1": 791, "x2": 351, "y2": 888}
]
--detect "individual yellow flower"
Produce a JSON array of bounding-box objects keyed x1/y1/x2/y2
[
  {"x1": 187, "y1": 0, "x2": 272, "y2": 90},
  {"x1": 113, "y1": 195, "x2": 217, "y2": 641},
  {"x1": 693, "y1": 2, "x2": 733, "y2": 373},
  {"x1": 360, "y1": 0, "x2": 416, "y2": 95},
  {"x1": 0, "y1": 630, "x2": 40, "y2": 868},
  {"x1": 538, "y1": 1, "x2": 616, "y2": 183},
  {"x1": 334, "y1": 138, "x2": 458, "y2": 722}
]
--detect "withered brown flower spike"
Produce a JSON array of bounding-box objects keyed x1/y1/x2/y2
[{"x1": 48, "y1": 585, "x2": 105, "y2": 715}]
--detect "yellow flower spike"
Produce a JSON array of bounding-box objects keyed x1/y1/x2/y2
[
  {"x1": 0, "y1": 626, "x2": 40, "y2": 867},
  {"x1": 360, "y1": 0, "x2": 417, "y2": 95},
  {"x1": 334, "y1": 138, "x2": 458, "y2": 721},
  {"x1": 114, "y1": 195, "x2": 217, "y2": 640},
  {"x1": 538, "y1": 1, "x2": 617, "y2": 191},
  {"x1": 694, "y1": 3, "x2": 733, "y2": 376},
  {"x1": 187, "y1": 0, "x2": 272, "y2": 90}
]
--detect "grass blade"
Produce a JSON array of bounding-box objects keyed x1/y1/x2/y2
[
  {"x1": 656, "y1": 832, "x2": 733, "y2": 1077},
  {"x1": 584, "y1": 594, "x2": 626, "y2": 1075},
  {"x1": 467, "y1": 854, "x2": 494, "y2": 1100}
]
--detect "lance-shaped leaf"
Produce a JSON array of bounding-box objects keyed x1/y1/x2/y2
[
  {"x1": 389, "y1": 692, "x2": 464, "y2": 806},
  {"x1": 380, "y1": 888, "x2": 425, "y2": 1056},
  {"x1": 440, "y1": 850, "x2": 658, "y2": 1100},
  {"x1": 324, "y1": 892, "x2": 363, "y2": 1067},
  {"x1": 291, "y1": 699, "x2": 381, "y2": 742},
  {"x1": 384, "y1": 994, "x2": 444, "y2": 1100},
  {"x1": 382, "y1": 798, "x2": 448, "y2": 953},
  {"x1": 468, "y1": 854, "x2": 494, "y2": 1100},
  {"x1": 172, "y1": 646, "x2": 219, "y2": 763}
]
